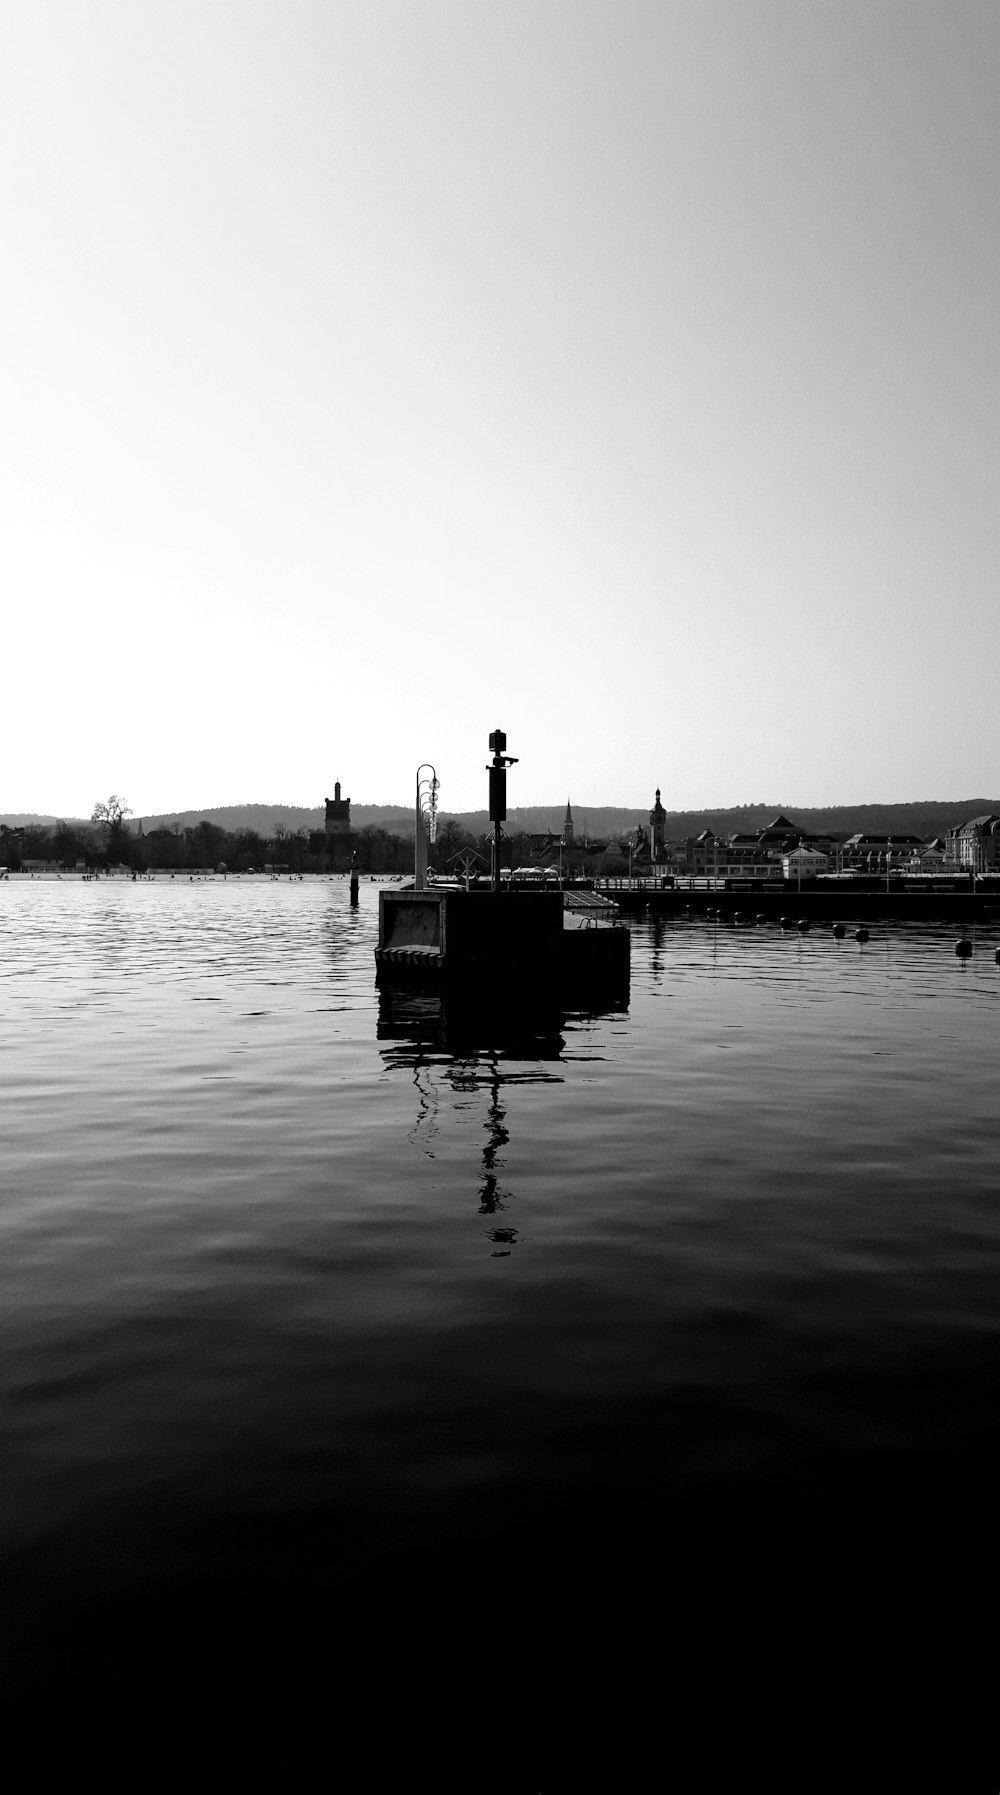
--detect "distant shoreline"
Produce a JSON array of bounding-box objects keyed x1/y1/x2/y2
[{"x1": 5, "y1": 797, "x2": 1000, "y2": 841}]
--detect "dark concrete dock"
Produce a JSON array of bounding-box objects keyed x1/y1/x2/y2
[
  {"x1": 600, "y1": 877, "x2": 1000, "y2": 925},
  {"x1": 375, "y1": 885, "x2": 630, "y2": 1008}
]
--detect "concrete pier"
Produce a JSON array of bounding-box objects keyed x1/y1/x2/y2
[
  {"x1": 376, "y1": 886, "x2": 629, "y2": 1008},
  {"x1": 603, "y1": 878, "x2": 1000, "y2": 925}
]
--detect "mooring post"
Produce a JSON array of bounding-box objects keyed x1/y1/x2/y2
[{"x1": 350, "y1": 850, "x2": 359, "y2": 906}]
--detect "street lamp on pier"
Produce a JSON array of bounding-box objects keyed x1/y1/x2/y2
[{"x1": 414, "y1": 764, "x2": 438, "y2": 891}]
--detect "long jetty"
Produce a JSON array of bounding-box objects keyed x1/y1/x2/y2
[{"x1": 597, "y1": 875, "x2": 1000, "y2": 925}]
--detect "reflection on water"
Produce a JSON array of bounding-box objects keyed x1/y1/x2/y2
[
  {"x1": 378, "y1": 985, "x2": 583, "y2": 1255},
  {"x1": 477, "y1": 1061, "x2": 509, "y2": 1227},
  {"x1": 1, "y1": 882, "x2": 998, "y2": 1773},
  {"x1": 376, "y1": 983, "x2": 569, "y2": 1057}
]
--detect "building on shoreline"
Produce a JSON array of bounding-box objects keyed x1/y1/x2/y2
[
  {"x1": 672, "y1": 814, "x2": 966, "y2": 880},
  {"x1": 948, "y1": 813, "x2": 1000, "y2": 872},
  {"x1": 782, "y1": 844, "x2": 830, "y2": 878}
]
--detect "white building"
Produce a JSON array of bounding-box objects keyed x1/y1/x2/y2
[{"x1": 782, "y1": 846, "x2": 829, "y2": 879}]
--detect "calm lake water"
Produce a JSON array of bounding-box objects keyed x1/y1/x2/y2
[{"x1": 2, "y1": 879, "x2": 997, "y2": 1780}]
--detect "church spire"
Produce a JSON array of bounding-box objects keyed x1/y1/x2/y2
[{"x1": 563, "y1": 798, "x2": 574, "y2": 845}]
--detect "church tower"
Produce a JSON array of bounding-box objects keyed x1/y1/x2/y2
[
  {"x1": 562, "y1": 799, "x2": 575, "y2": 846},
  {"x1": 649, "y1": 787, "x2": 667, "y2": 860}
]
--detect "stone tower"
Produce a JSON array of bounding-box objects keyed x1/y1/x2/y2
[
  {"x1": 325, "y1": 780, "x2": 351, "y2": 837},
  {"x1": 324, "y1": 781, "x2": 354, "y2": 870}
]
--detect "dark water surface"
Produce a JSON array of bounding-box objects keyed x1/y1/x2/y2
[{"x1": 2, "y1": 882, "x2": 997, "y2": 1780}]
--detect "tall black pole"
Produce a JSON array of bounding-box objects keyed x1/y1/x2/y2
[{"x1": 487, "y1": 727, "x2": 518, "y2": 894}]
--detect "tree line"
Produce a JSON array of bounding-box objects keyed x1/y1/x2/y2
[
  {"x1": 1, "y1": 813, "x2": 413, "y2": 874},
  {"x1": 1, "y1": 799, "x2": 633, "y2": 876}
]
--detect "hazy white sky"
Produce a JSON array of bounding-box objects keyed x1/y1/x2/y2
[{"x1": 2, "y1": 1, "x2": 997, "y2": 816}]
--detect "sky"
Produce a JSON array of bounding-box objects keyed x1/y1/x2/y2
[{"x1": 2, "y1": 1, "x2": 997, "y2": 818}]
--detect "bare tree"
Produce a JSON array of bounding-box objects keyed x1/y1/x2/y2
[
  {"x1": 92, "y1": 795, "x2": 132, "y2": 832},
  {"x1": 91, "y1": 796, "x2": 132, "y2": 861}
]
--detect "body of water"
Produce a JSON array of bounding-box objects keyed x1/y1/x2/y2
[{"x1": 2, "y1": 880, "x2": 996, "y2": 1781}]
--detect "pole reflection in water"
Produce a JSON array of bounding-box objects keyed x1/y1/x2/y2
[
  {"x1": 377, "y1": 985, "x2": 567, "y2": 1253},
  {"x1": 407, "y1": 1053, "x2": 439, "y2": 1155},
  {"x1": 648, "y1": 911, "x2": 668, "y2": 988},
  {"x1": 478, "y1": 1058, "x2": 511, "y2": 1247}
]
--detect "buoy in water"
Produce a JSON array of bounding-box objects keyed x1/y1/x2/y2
[
  {"x1": 756, "y1": 914, "x2": 768, "y2": 925},
  {"x1": 780, "y1": 915, "x2": 794, "y2": 929},
  {"x1": 955, "y1": 937, "x2": 973, "y2": 957},
  {"x1": 855, "y1": 927, "x2": 869, "y2": 943},
  {"x1": 832, "y1": 923, "x2": 846, "y2": 939},
  {"x1": 796, "y1": 918, "x2": 810, "y2": 932}
]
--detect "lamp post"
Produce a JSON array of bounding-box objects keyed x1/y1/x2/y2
[{"x1": 414, "y1": 764, "x2": 439, "y2": 891}]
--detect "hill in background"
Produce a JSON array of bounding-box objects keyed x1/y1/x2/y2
[
  {"x1": 626, "y1": 799, "x2": 1000, "y2": 842},
  {"x1": 136, "y1": 803, "x2": 416, "y2": 836},
  {"x1": 4, "y1": 798, "x2": 998, "y2": 841},
  {"x1": 0, "y1": 803, "x2": 415, "y2": 834},
  {"x1": 140, "y1": 797, "x2": 1000, "y2": 842},
  {"x1": 433, "y1": 799, "x2": 1000, "y2": 841}
]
